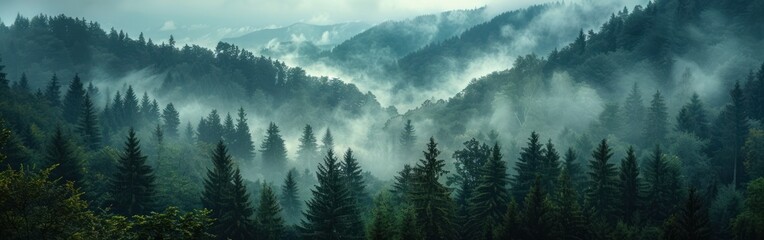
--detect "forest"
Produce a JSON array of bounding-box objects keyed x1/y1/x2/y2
[{"x1": 2, "y1": 0, "x2": 764, "y2": 239}]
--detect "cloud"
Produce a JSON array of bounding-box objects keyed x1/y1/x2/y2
[{"x1": 159, "y1": 20, "x2": 176, "y2": 31}]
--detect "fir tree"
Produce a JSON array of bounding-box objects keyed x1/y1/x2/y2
[
  {"x1": 256, "y1": 182, "x2": 284, "y2": 240},
  {"x1": 77, "y1": 93, "x2": 101, "y2": 151},
  {"x1": 410, "y1": 137, "x2": 456, "y2": 240},
  {"x1": 139, "y1": 92, "x2": 152, "y2": 123},
  {"x1": 223, "y1": 113, "x2": 235, "y2": 142},
  {"x1": 520, "y1": 178, "x2": 555, "y2": 240},
  {"x1": 367, "y1": 193, "x2": 395, "y2": 240},
  {"x1": 122, "y1": 86, "x2": 139, "y2": 126},
  {"x1": 201, "y1": 141, "x2": 235, "y2": 222},
  {"x1": 469, "y1": 143, "x2": 510, "y2": 238},
  {"x1": 622, "y1": 83, "x2": 645, "y2": 145},
  {"x1": 714, "y1": 81, "x2": 749, "y2": 189},
  {"x1": 62, "y1": 74, "x2": 86, "y2": 124},
  {"x1": 280, "y1": 168, "x2": 301, "y2": 225},
  {"x1": 676, "y1": 93, "x2": 709, "y2": 139},
  {"x1": 109, "y1": 128, "x2": 156, "y2": 216},
  {"x1": 162, "y1": 103, "x2": 180, "y2": 138},
  {"x1": 617, "y1": 146, "x2": 642, "y2": 224},
  {"x1": 391, "y1": 164, "x2": 413, "y2": 205},
  {"x1": 400, "y1": 119, "x2": 416, "y2": 155},
  {"x1": 221, "y1": 168, "x2": 256, "y2": 240},
  {"x1": 260, "y1": 122, "x2": 287, "y2": 176},
  {"x1": 17, "y1": 72, "x2": 29, "y2": 92},
  {"x1": 300, "y1": 150, "x2": 358, "y2": 239},
  {"x1": 341, "y1": 148, "x2": 366, "y2": 238},
  {"x1": 563, "y1": 148, "x2": 584, "y2": 193},
  {"x1": 231, "y1": 107, "x2": 254, "y2": 162},
  {"x1": 398, "y1": 206, "x2": 422, "y2": 240},
  {"x1": 450, "y1": 138, "x2": 490, "y2": 239},
  {"x1": 0, "y1": 57, "x2": 8, "y2": 90},
  {"x1": 542, "y1": 139, "x2": 561, "y2": 194},
  {"x1": 494, "y1": 199, "x2": 520, "y2": 240},
  {"x1": 644, "y1": 90, "x2": 669, "y2": 146},
  {"x1": 585, "y1": 139, "x2": 617, "y2": 221},
  {"x1": 676, "y1": 188, "x2": 711, "y2": 240},
  {"x1": 185, "y1": 121, "x2": 194, "y2": 142},
  {"x1": 45, "y1": 127, "x2": 84, "y2": 187},
  {"x1": 45, "y1": 74, "x2": 61, "y2": 107},
  {"x1": 321, "y1": 128, "x2": 334, "y2": 154},
  {"x1": 512, "y1": 132, "x2": 545, "y2": 203},
  {"x1": 645, "y1": 145, "x2": 682, "y2": 223},
  {"x1": 297, "y1": 124, "x2": 318, "y2": 166},
  {"x1": 554, "y1": 167, "x2": 588, "y2": 240}
]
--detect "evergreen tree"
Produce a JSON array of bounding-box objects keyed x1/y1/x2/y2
[
  {"x1": 450, "y1": 138, "x2": 490, "y2": 239},
  {"x1": 223, "y1": 113, "x2": 235, "y2": 142},
  {"x1": 367, "y1": 193, "x2": 395, "y2": 240},
  {"x1": 152, "y1": 124, "x2": 163, "y2": 168},
  {"x1": 410, "y1": 137, "x2": 456, "y2": 240},
  {"x1": 554, "y1": 166, "x2": 588, "y2": 240},
  {"x1": 17, "y1": 72, "x2": 28, "y2": 92},
  {"x1": 139, "y1": 92, "x2": 152, "y2": 122},
  {"x1": 676, "y1": 93, "x2": 709, "y2": 139},
  {"x1": 563, "y1": 148, "x2": 584, "y2": 193},
  {"x1": 221, "y1": 168, "x2": 256, "y2": 240},
  {"x1": 714, "y1": 81, "x2": 749, "y2": 189},
  {"x1": 109, "y1": 128, "x2": 156, "y2": 216},
  {"x1": 300, "y1": 150, "x2": 358, "y2": 239},
  {"x1": 201, "y1": 141, "x2": 235, "y2": 223},
  {"x1": 512, "y1": 132, "x2": 545, "y2": 203},
  {"x1": 542, "y1": 139, "x2": 561, "y2": 194},
  {"x1": 618, "y1": 146, "x2": 642, "y2": 223},
  {"x1": 400, "y1": 119, "x2": 416, "y2": 155},
  {"x1": 149, "y1": 99, "x2": 160, "y2": 124},
  {"x1": 161, "y1": 103, "x2": 180, "y2": 138},
  {"x1": 256, "y1": 182, "x2": 284, "y2": 240},
  {"x1": 494, "y1": 199, "x2": 520, "y2": 240},
  {"x1": 676, "y1": 188, "x2": 711, "y2": 240},
  {"x1": 645, "y1": 145, "x2": 682, "y2": 223},
  {"x1": 585, "y1": 139, "x2": 617, "y2": 221},
  {"x1": 185, "y1": 121, "x2": 194, "y2": 142},
  {"x1": 469, "y1": 143, "x2": 510, "y2": 238},
  {"x1": 340, "y1": 148, "x2": 366, "y2": 238},
  {"x1": 398, "y1": 206, "x2": 421, "y2": 240},
  {"x1": 520, "y1": 178, "x2": 555, "y2": 240},
  {"x1": 297, "y1": 124, "x2": 318, "y2": 166},
  {"x1": 77, "y1": 93, "x2": 100, "y2": 151},
  {"x1": 86, "y1": 81, "x2": 98, "y2": 101},
  {"x1": 0, "y1": 57, "x2": 7, "y2": 90},
  {"x1": 109, "y1": 91, "x2": 124, "y2": 128},
  {"x1": 391, "y1": 164, "x2": 413, "y2": 205},
  {"x1": 122, "y1": 86, "x2": 139, "y2": 126},
  {"x1": 45, "y1": 127, "x2": 84, "y2": 187},
  {"x1": 280, "y1": 168, "x2": 301, "y2": 225},
  {"x1": 644, "y1": 90, "x2": 669, "y2": 146},
  {"x1": 62, "y1": 74, "x2": 86, "y2": 124},
  {"x1": 231, "y1": 107, "x2": 254, "y2": 162},
  {"x1": 260, "y1": 122, "x2": 287, "y2": 176},
  {"x1": 198, "y1": 110, "x2": 223, "y2": 144},
  {"x1": 45, "y1": 74, "x2": 61, "y2": 107},
  {"x1": 321, "y1": 128, "x2": 334, "y2": 154},
  {"x1": 622, "y1": 83, "x2": 645, "y2": 145}
]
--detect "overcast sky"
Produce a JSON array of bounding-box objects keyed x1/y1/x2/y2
[{"x1": 0, "y1": 0, "x2": 545, "y2": 47}]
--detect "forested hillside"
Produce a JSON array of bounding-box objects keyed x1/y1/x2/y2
[{"x1": 2, "y1": 0, "x2": 764, "y2": 239}]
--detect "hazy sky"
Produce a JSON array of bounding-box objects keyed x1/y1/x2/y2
[{"x1": 0, "y1": 0, "x2": 543, "y2": 47}]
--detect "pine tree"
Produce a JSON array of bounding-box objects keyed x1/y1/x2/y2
[
  {"x1": 714, "y1": 81, "x2": 749, "y2": 189},
  {"x1": 231, "y1": 107, "x2": 255, "y2": 162},
  {"x1": 300, "y1": 150, "x2": 358, "y2": 239},
  {"x1": 223, "y1": 113, "x2": 235, "y2": 142},
  {"x1": 450, "y1": 138, "x2": 490, "y2": 239},
  {"x1": 297, "y1": 124, "x2": 318, "y2": 166},
  {"x1": 645, "y1": 145, "x2": 682, "y2": 223},
  {"x1": 391, "y1": 164, "x2": 413, "y2": 205},
  {"x1": 149, "y1": 99, "x2": 160, "y2": 124},
  {"x1": 62, "y1": 74, "x2": 86, "y2": 124},
  {"x1": 542, "y1": 139, "x2": 561, "y2": 194},
  {"x1": 109, "y1": 91, "x2": 124, "y2": 128},
  {"x1": 45, "y1": 127, "x2": 84, "y2": 187},
  {"x1": 221, "y1": 168, "x2": 256, "y2": 240},
  {"x1": 367, "y1": 193, "x2": 395, "y2": 240},
  {"x1": 512, "y1": 132, "x2": 545, "y2": 203},
  {"x1": 617, "y1": 146, "x2": 642, "y2": 223},
  {"x1": 398, "y1": 206, "x2": 422, "y2": 240},
  {"x1": 185, "y1": 121, "x2": 194, "y2": 142},
  {"x1": 201, "y1": 141, "x2": 235, "y2": 222},
  {"x1": 280, "y1": 168, "x2": 301, "y2": 225},
  {"x1": 410, "y1": 137, "x2": 456, "y2": 240},
  {"x1": 109, "y1": 128, "x2": 156, "y2": 216},
  {"x1": 162, "y1": 103, "x2": 180, "y2": 138},
  {"x1": 644, "y1": 90, "x2": 669, "y2": 146},
  {"x1": 45, "y1": 74, "x2": 61, "y2": 107},
  {"x1": 17, "y1": 72, "x2": 29, "y2": 92},
  {"x1": 86, "y1": 81, "x2": 98, "y2": 100},
  {"x1": 256, "y1": 182, "x2": 284, "y2": 240},
  {"x1": 400, "y1": 119, "x2": 416, "y2": 155},
  {"x1": 260, "y1": 122, "x2": 287, "y2": 176},
  {"x1": 0, "y1": 57, "x2": 8, "y2": 90},
  {"x1": 554, "y1": 167, "x2": 588, "y2": 240},
  {"x1": 340, "y1": 148, "x2": 366, "y2": 238},
  {"x1": 676, "y1": 188, "x2": 711, "y2": 240},
  {"x1": 520, "y1": 178, "x2": 555, "y2": 240},
  {"x1": 122, "y1": 86, "x2": 139, "y2": 126},
  {"x1": 152, "y1": 124, "x2": 163, "y2": 168},
  {"x1": 77, "y1": 93, "x2": 100, "y2": 151},
  {"x1": 494, "y1": 199, "x2": 520, "y2": 240},
  {"x1": 321, "y1": 128, "x2": 334, "y2": 154},
  {"x1": 563, "y1": 148, "x2": 584, "y2": 193},
  {"x1": 585, "y1": 139, "x2": 617, "y2": 221},
  {"x1": 469, "y1": 143, "x2": 510, "y2": 238},
  {"x1": 622, "y1": 83, "x2": 645, "y2": 145},
  {"x1": 676, "y1": 93, "x2": 709, "y2": 139},
  {"x1": 139, "y1": 92, "x2": 152, "y2": 123}
]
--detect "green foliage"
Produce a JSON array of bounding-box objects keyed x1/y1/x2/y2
[
  {"x1": 161, "y1": 103, "x2": 180, "y2": 138},
  {"x1": 44, "y1": 74, "x2": 61, "y2": 107},
  {"x1": 676, "y1": 93, "x2": 709, "y2": 139},
  {"x1": 230, "y1": 107, "x2": 254, "y2": 163},
  {"x1": 366, "y1": 193, "x2": 395, "y2": 240},
  {"x1": 62, "y1": 74, "x2": 85, "y2": 124},
  {"x1": 297, "y1": 124, "x2": 318, "y2": 165},
  {"x1": 109, "y1": 128, "x2": 156, "y2": 216},
  {"x1": 397, "y1": 206, "x2": 421, "y2": 240},
  {"x1": 390, "y1": 164, "x2": 413, "y2": 205},
  {"x1": 494, "y1": 199, "x2": 520, "y2": 240},
  {"x1": 410, "y1": 137, "x2": 456, "y2": 240},
  {"x1": 78, "y1": 93, "x2": 101, "y2": 151},
  {"x1": 732, "y1": 177, "x2": 764, "y2": 239},
  {"x1": 280, "y1": 168, "x2": 301, "y2": 225},
  {"x1": 644, "y1": 91, "x2": 668, "y2": 147},
  {"x1": 400, "y1": 119, "x2": 416, "y2": 155},
  {"x1": 618, "y1": 146, "x2": 642, "y2": 223},
  {"x1": 300, "y1": 149, "x2": 359, "y2": 239},
  {"x1": 468, "y1": 143, "x2": 510, "y2": 237},
  {"x1": 622, "y1": 83, "x2": 646, "y2": 145},
  {"x1": 674, "y1": 188, "x2": 712, "y2": 240},
  {"x1": 554, "y1": 167, "x2": 588, "y2": 240},
  {"x1": 255, "y1": 182, "x2": 284, "y2": 240},
  {"x1": 745, "y1": 129, "x2": 764, "y2": 180},
  {"x1": 449, "y1": 138, "x2": 490, "y2": 239},
  {"x1": 45, "y1": 127, "x2": 84, "y2": 188},
  {"x1": 260, "y1": 122, "x2": 287, "y2": 176},
  {"x1": 519, "y1": 178, "x2": 555, "y2": 240},
  {"x1": 512, "y1": 132, "x2": 544, "y2": 203},
  {"x1": 585, "y1": 139, "x2": 617, "y2": 221},
  {"x1": 645, "y1": 145, "x2": 682, "y2": 224}
]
